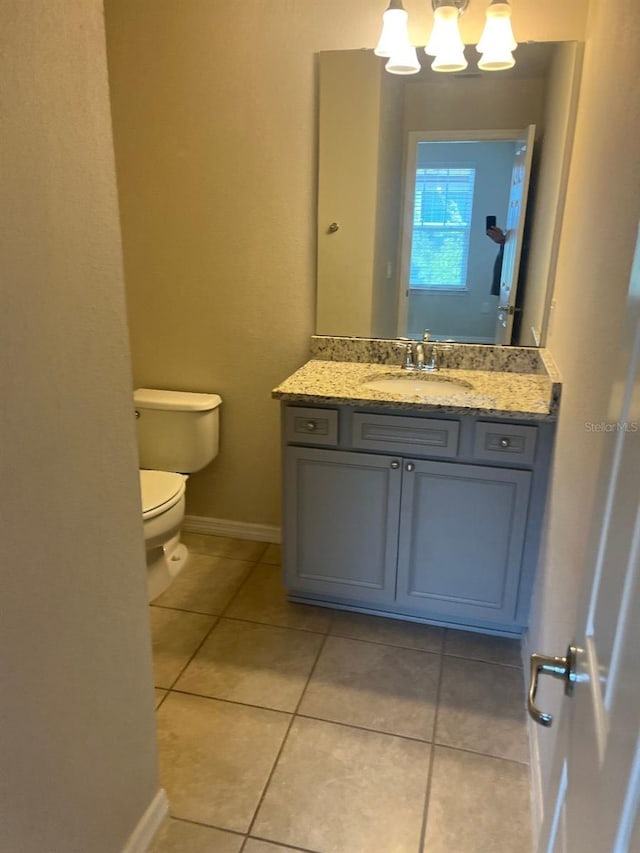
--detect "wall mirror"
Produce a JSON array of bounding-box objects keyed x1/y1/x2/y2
[{"x1": 316, "y1": 41, "x2": 583, "y2": 346}]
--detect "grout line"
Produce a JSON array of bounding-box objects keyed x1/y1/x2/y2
[
  {"x1": 154, "y1": 690, "x2": 170, "y2": 711},
  {"x1": 150, "y1": 602, "x2": 225, "y2": 618},
  {"x1": 165, "y1": 688, "x2": 296, "y2": 717},
  {"x1": 432, "y1": 741, "x2": 531, "y2": 768},
  {"x1": 167, "y1": 815, "x2": 246, "y2": 838},
  {"x1": 221, "y1": 614, "x2": 328, "y2": 637},
  {"x1": 442, "y1": 650, "x2": 523, "y2": 669},
  {"x1": 418, "y1": 648, "x2": 446, "y2": 852},
  {"x1": 328, "y1": 631, "x2": 445, "y2": 656},
  {"x1": 293, "y1": 712, "x2": 435, "y2": 746},
  {"x1": 244, "y1": 632, "x2": 331, "y2": 840},
  {"x1": 246, "y1": 834, "x2": 321, "y2": 853}
]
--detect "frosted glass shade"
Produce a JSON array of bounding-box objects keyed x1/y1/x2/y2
[
  {"x1": 375, "y1": 4, "x2": 410, "y2": 58},
  {"x1": 477, "y1": 1, "x2": 517, "y2": 70},
  {"x1": 386, "y1": 44, "x2": 421, "y2": 75},
  {"x1": 431, "y1": 45, "x2": 468, "y2": 73},
  {"x1": 425, "y1": 5, "x2": 464, "y2": 57}
]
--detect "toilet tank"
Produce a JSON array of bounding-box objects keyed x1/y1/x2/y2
[{"x1": 134, "y1": 388, "x2": 222, "y2": 473}]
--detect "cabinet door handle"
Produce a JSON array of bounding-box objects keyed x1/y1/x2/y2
[
  {"x1": 499, "y1": 437, "x2": 511, "y2": 448},
  {"x1": 405, "y1": 462, "x2": 415, "y2": 472},
  {"x1": 390, "y1": 460, "x2": 400, "y2": 469},
  {"x1": 306, "y1": 421, "x2": 317, "y2": 431}
]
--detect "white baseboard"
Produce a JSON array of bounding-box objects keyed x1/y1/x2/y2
[
  {"x1": 183, "y1": 514, "x2": 281, "y2": 544},
  {"x1": 121, "y1": 788, "x2": 168, "y2": 853},
  {"x1": 521, "y1": 630, "x2": 544, "y2": 850}
]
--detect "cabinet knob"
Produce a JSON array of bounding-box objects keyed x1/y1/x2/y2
[
  {"x1": 406, "y1": 462, "x2": 415, "y2": 472},
  {"x1": 390, "y1": 460, "x2": 400, "y2": 469},
  {"x1": 306, "y1": 421, "x2": 317, "y2": 431},
  {"x1": 499, "y1": 437, "x2": 511, "y2": 448}
]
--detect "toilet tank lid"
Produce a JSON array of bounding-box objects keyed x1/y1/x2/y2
[{"x1": 134, "y1": 388, "x2": 222, "y2": 412}]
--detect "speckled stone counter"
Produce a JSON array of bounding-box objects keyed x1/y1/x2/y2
[
  {"x1": 273, "y1": 358, "x2": 560, "y2": 420},
  {"x1": 310, "y1": 335, "x2": 558, "y2": 374}
]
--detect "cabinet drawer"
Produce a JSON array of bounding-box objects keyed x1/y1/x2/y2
[
  {"x1": 473, "y1": 421, "x2": 537, "y2": 465},
  {"x1": 285, "y1": 406, "x2": 338, "y2": 446},
  {"x1": 351, "y1": 413, "x2": 459, "y2": 458}
]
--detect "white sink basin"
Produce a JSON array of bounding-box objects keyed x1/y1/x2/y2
[{"x1": 363, "y1": 375, "x2": 473, "y2": 397}]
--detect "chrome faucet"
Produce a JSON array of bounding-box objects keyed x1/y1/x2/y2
[{"x1": 395, "y1": 334, "x2": 447, "y2": 372}]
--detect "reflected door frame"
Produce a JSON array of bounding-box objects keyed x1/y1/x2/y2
[{"x1": 396, "y1": 129, "x2": 526, "y2": 341}]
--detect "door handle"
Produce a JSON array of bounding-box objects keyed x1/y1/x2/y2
[{"x1": 528, "y1": 645, "x2": 579, "y2": 727}]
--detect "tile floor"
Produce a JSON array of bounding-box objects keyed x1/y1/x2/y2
[{"x1": 148, "y1": 532, "x2": 532, "y2": 853}]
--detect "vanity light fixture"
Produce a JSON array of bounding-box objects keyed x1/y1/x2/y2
[{"x1": 376, "y1": 0, "x2": 517, "y2": 75}]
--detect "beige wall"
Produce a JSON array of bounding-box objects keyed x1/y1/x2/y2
[
  {"x1": 317, "y1": 51, "x2": 381, "y2": 337},
  {"x1": 528, "y1": 0, "x2": 640, "y2": 821},
  {"x1": 105, "y1": 0, "x2": 588, "y2": 528},
  {"x1": 0, "y1": 2, "x2": 159, "y2": 850}
]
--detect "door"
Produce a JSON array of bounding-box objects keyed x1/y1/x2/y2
[
  {"x1": 396, "y1": 130, "x2": 533, "y2": 342},
  {"x1": 495, "y1": 124, "x2": 536, "y2": 344},
  {"x1": 395, "y1": 458, "x2": 531, "y2": 626},
  {"x1": 283, "y1": 447, "x2": 401, "y2": 605},
  {"x1": 536, "y1": 228, "x2": 640, "y2": 852}
]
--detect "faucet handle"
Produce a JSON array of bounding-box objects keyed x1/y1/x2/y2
[
  {"x1": 394, "y1": 341, "x2": 414, "y2": 369},
  {"x1": 423, "y1": 329, "x2": 431, "y2": 343}
]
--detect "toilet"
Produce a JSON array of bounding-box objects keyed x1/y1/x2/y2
[{"x1": 134, "y1": 388, "x2": 222, "y2": 601}]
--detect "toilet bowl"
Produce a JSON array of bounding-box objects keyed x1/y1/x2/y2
[{"x1": 140, "y1": 469, "x2": 189, "y2": 601}]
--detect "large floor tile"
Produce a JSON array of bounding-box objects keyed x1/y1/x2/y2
[
  {"x1": 224, "y1": 564, "x2": 332, "y2": 633},
  {"x1": 157, "y1": 693, "x2": 290, "y2": 833},
  {"x1": 436, "y1": 656, "x2": 529, "y2": 763},
  {"x1": 149, "y1": 607, "x2": 216, "y2": 688},
  {"x1": 149, "y1": 817, "x2": 243, "y2": 853},
  {"x1": 182, "y1": 532, "x2": 267, "y2": 562},
  {"x1": 330, "y1": 610, "x2": 444, "y2": 653},
  {"x1": 444, "y1": 628, "x2": 522, "y2": 667},
  {"x1": 152, "y1": 552, "x2": 252, "y2": 614},
  {"x1": 252, "y1": 717, "x2": 430, "y2": 853},
  {"x1": 299, "y1": 635, "x2": 440, "y2": 740},
  {"x1": 175, "y1": 618, "x2": 323, "y2": 712},
  {"x1": 423, "y1": 746, "x2": 531, "y2": 853}
]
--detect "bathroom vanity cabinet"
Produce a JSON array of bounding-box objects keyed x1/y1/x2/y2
[{"x1": 281, "y1": 403, "x2": 555, "y2": 635}]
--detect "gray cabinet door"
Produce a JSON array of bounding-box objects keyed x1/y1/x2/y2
[
  {"x1": 396, "y1": 460, "x2": 531, "y2": 623},
  {"x1": 284, "y1": 447, "x2": 401, "y2": 604}
]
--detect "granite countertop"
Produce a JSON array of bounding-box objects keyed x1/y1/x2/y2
[{"x1": 272, "y1": 359, "x2": 559, "y2": 420}]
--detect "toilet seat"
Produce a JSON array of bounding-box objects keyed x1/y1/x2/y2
[{"x1": 139, "y1": 470, "x2": 187, "y2": 521}]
